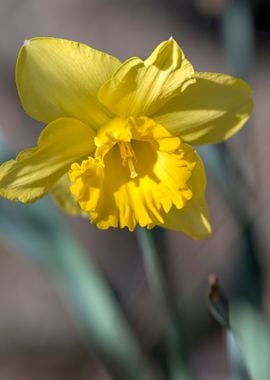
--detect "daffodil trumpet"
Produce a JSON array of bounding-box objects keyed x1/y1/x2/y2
[{"x1": 0, "y1": 37, "x2": 253, "y2": 238}]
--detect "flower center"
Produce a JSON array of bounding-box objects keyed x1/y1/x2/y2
[
  {"x1": 69, "y1": 116, "x2": 196, "y2": 231},
  {"x1": 118, "y1": 142, "x2": 138, "y2": 179}
]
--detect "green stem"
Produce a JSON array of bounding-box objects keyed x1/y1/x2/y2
[{"x1": 136, "y1": 227, "x2": 191, "y2": 380}]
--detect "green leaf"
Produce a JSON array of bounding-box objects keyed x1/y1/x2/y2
[
  {"x1": 230, "y1": 302, "x2": 270, "y2": 380},
  {"x1": 0, "y1": 192, "x2": 149, "y2": 380}
]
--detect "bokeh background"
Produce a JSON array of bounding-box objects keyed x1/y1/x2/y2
[{"x1": 0, "y1": 0, "x2": 269, "y2": 379}]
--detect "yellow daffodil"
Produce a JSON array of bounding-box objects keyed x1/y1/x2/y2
[{"x1": 0, "y1": 38, "x2": 253, "y2": 238}]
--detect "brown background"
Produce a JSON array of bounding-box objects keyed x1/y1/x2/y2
[{"x1": 0, "y1": 0, "x2": 269, "y2": 379}]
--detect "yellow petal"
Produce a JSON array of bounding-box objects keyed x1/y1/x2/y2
[
  {"x1": 162, "y1": 199, "x2": 211, "y2": 239},
  {"x1": 16, "y1": 37, "x2": 121, "y2": 128},
  {"x1": 0, "y1": 118, "x2": 95, "y2": 203},
  {"x1": 154, "y1": 72, "x2": 253, "y2": 145},
  {"x1": 162, "y1": 153, "x2": 212, "y2": 239},
  {"x1": 98, "y1": 39, "x2": 195, "y2": 117},
  {"x1": 51, "y1": 173, "x2": 85, "y2": 216},
  {"x1": 69, "y1": 117, "x2": 197, "y2": 232}
]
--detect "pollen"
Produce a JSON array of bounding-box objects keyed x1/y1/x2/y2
[{"x1": 118, "y1": 142, "x2": 138, "y2": 179}]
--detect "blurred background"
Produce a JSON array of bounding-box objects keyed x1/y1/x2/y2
[{"x1": 0, "y1": 0, "x2": 269, "y2": 379}]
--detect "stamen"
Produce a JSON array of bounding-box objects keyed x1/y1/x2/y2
[
  {"x1": 127, "y1": 158, "x2": 138, "y2": 179},
  {"x1": 118, "y1": 142, "x2": 138, "y2": 179}
]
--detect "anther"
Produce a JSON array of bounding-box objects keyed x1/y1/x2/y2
[
  {"x1": 127, "y1": 158, "x2": 138, "y2": 179},
  {"x1": 118, "y1": 142, "x2": 138, "y2": 179}
]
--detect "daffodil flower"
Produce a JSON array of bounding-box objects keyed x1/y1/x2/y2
[{"x1": 0, "y1": 38, "x2": 253, "y2": 238}]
